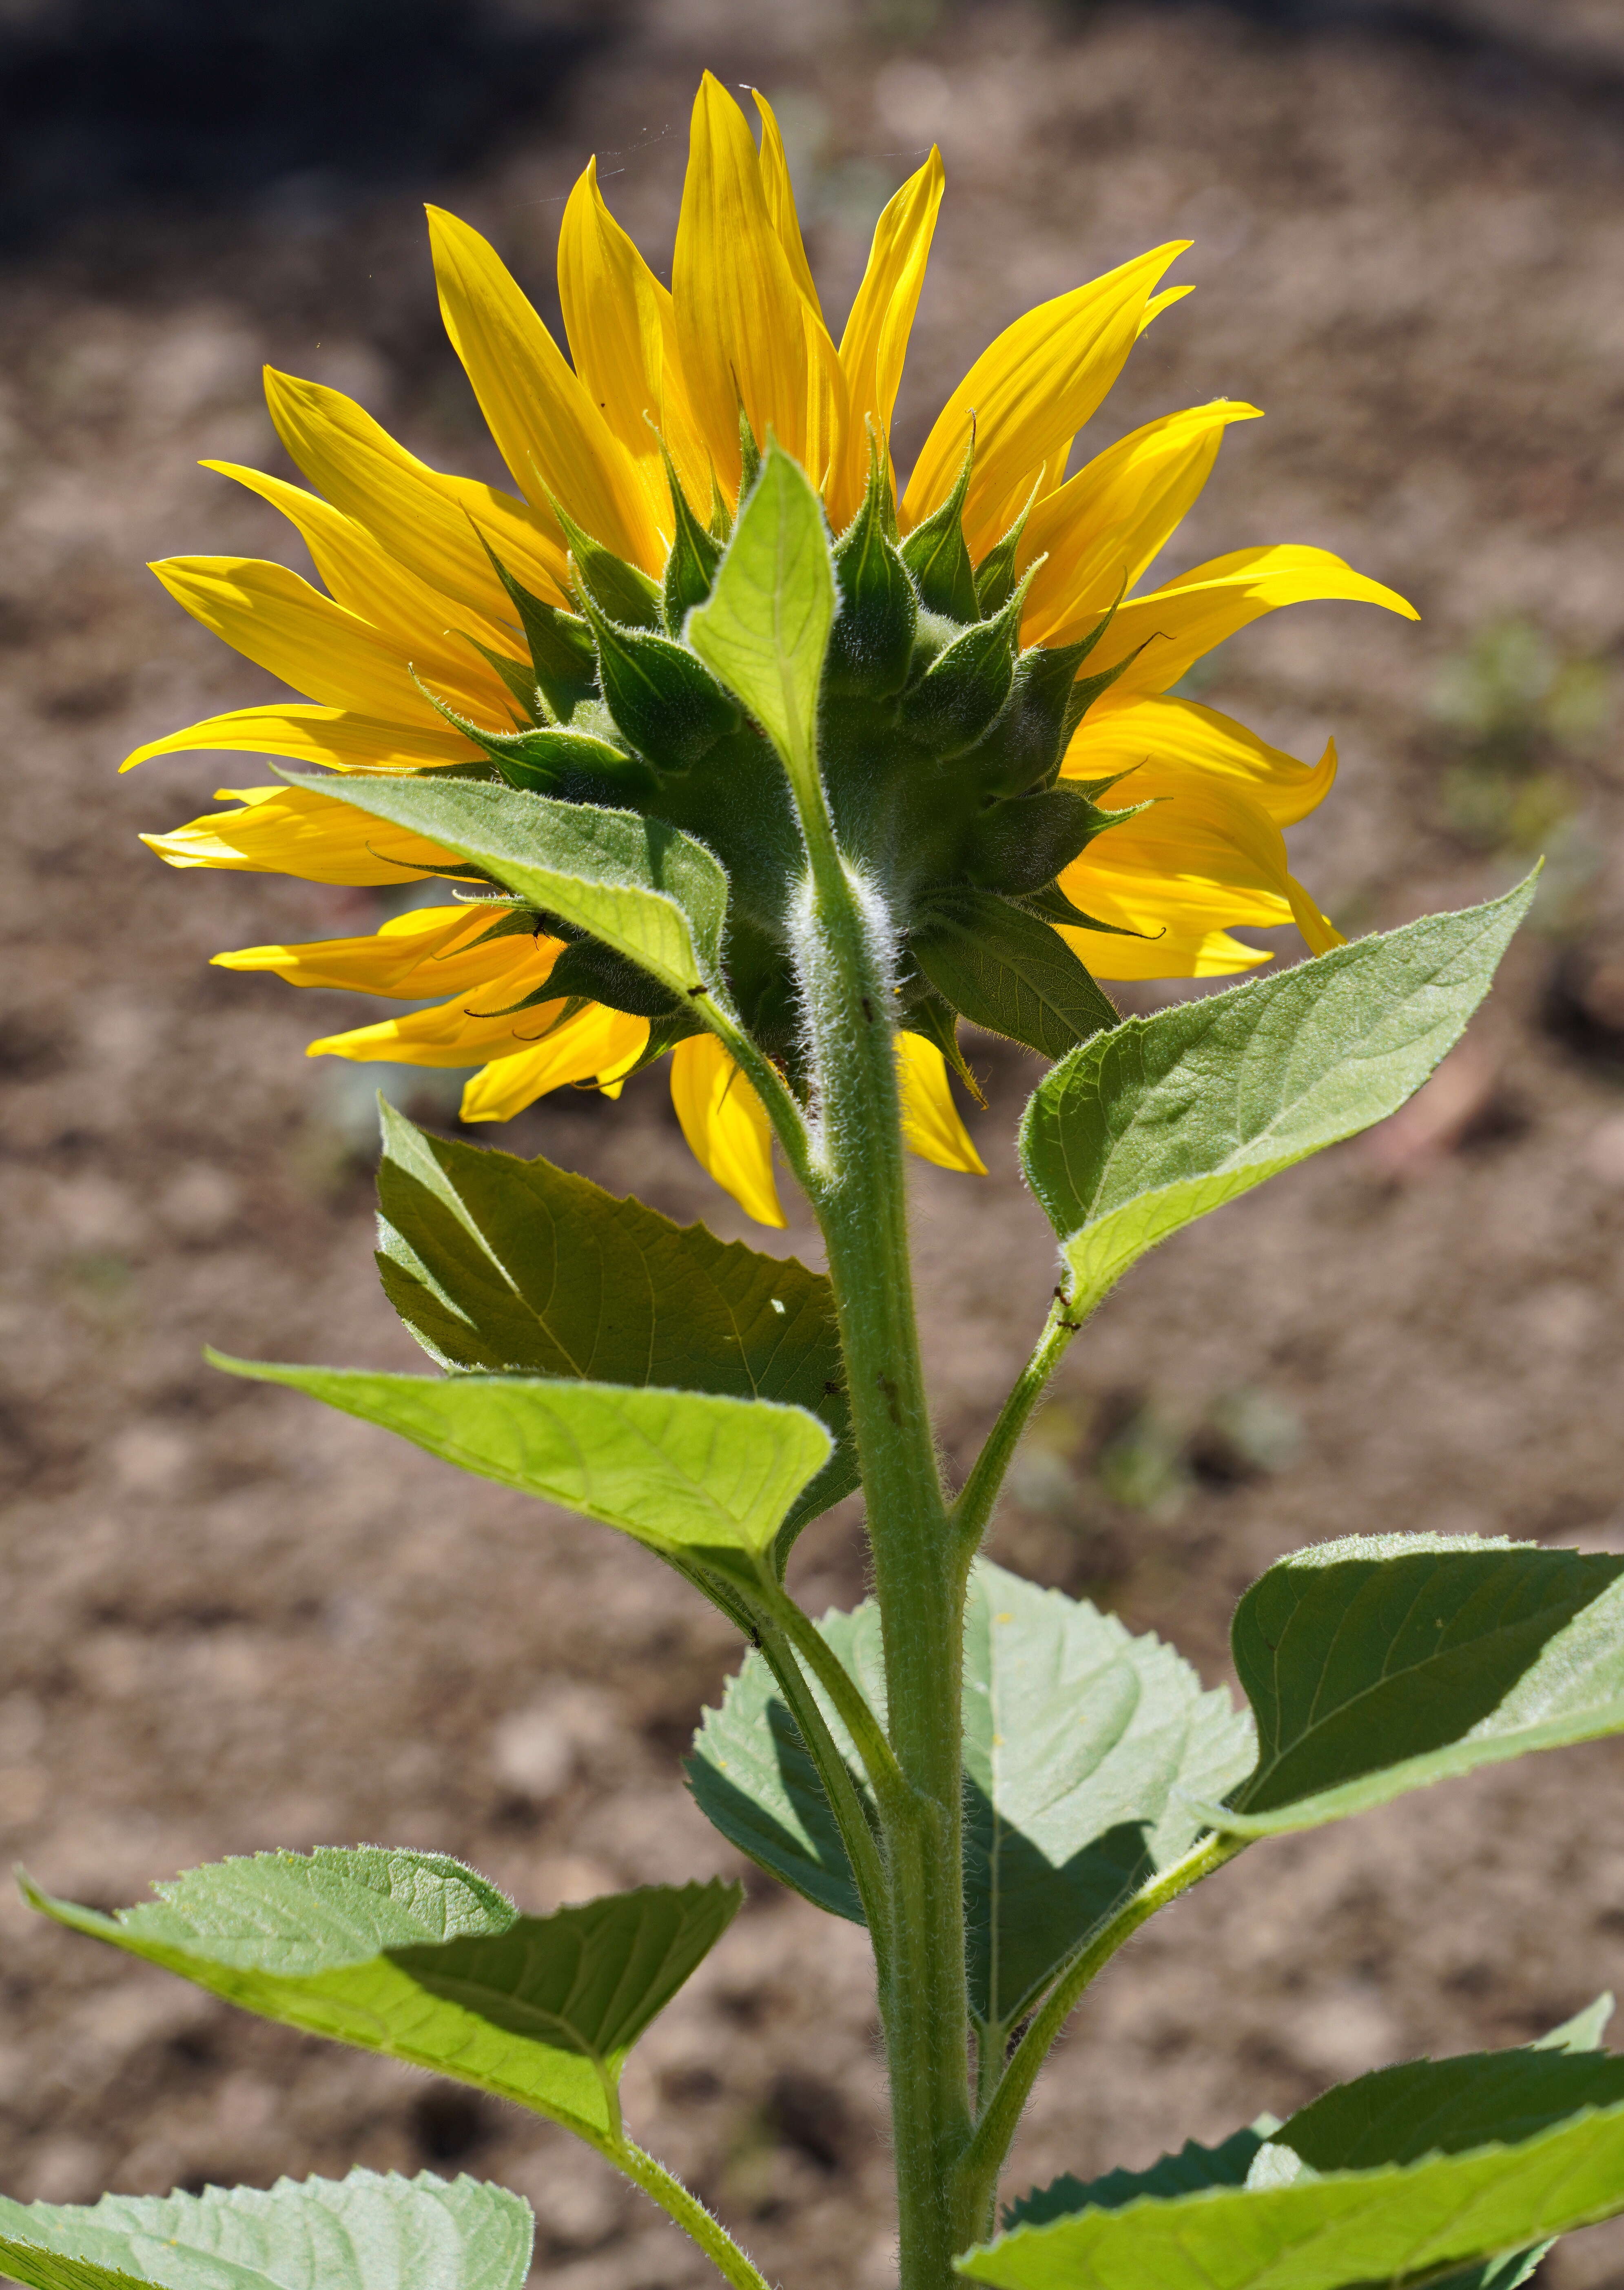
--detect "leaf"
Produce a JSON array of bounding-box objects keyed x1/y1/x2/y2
[
  {"x1": 966, "y1": 2024, "x2": 1624, "y2": 2290},
  {"x1": 1021, "y1": 875, "x2": 1535, "y2": 1319},
  {"x1": 24, "y1": 1849, "x2": 739, "y2": 2146},
  {"x1": 962, "y1": 1563, "x2": 1252, "y2": 2032},
  {"x1": 374, "y1": 1102, "x2": 856, "y2": 1552},
  {"x1": 957, "y1": 2092, "x2": 1624, "y2": 2290},
  {"x1": 274, "y1": 771, "x2": 731, "y2": 1011},
  {"x1": 0, "y1": 2169, "x2": 532, "y2": 2290},
  {"x1": 686, "y1": 444, "x2": 836, "y2": 811},
  {"x1": 911, "y1": 891, "x2": 1119, "y2": 1062},
  {"x1": 1212, "y1": 1535, "x2": 1624, "y2": 1836},
  {"x1": 687, "y1": 1561, "x2": 1251, "y2": 2029},
  {"x1": 205, "y1": 1354, "x2": 831, "y2": 1597}
]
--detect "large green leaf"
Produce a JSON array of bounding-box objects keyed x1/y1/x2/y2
[
  {"x1": 206, "y1": 1355, "x2": 831, "y2": 1597},
  {"x1": 374, "y1": 1102, "x2": 855, "y2": 1554},
  {"x1": 1212, "y1": 1535, "x2": 1624, "y2": 1836},
  {"x1": 976, "y1": 2015, "x2": 1624, "y2": 2290},
  {"x1": 1021, "y1": 875, "x2": 1535, "y2": 1318},
  {"x1": 276, "y1": 771, "x2": 731, "y2": 1010},
  {"x1": 23, "y1": 1850, "x2": 738, "y2": 2146},
  {"x1": 687, "y1": 1562, "x2": 1250, "y2": 2027},
  {"x1": 0, "y1": 2169, "x2": 532, "y2": 2290},
  {"x1": 912, "y1": 891, "x2": 1119, "y2": 1062},
  {"x1": 686, "y1": 444, "x2": 835, "y2": 813}
]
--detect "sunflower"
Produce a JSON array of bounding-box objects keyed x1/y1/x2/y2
[{"x1": 129, "y1": 72, "x2": 1412, "y2": 1227}]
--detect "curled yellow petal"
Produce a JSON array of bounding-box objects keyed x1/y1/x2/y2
[
  {"x1": 151, "y1": 556, "x2": 451, "y2": 726},
  {"x1": 897, "y1": 1032, "x2": 986, "y2": 1176},
  {"x1": 458, "y1": 1006, "x2": 649, "y2": 1119},
  {"x1": 204, "y1": 461, "x2": 517, "y2": 718},
  {"x1": 143, "y1": 784, "x2": 460, "y2": 886},
  {"x1": 1064, "y1": 693, "x2": 1336, "y2": 830},
  {"x1": 264, "y1": 366, "x2": 567, "y2": 612},
  {"x1": 428, "y1": 204, "x2": 661, "y2": 572},
  {"x1": 1065, "y1": 543, "x2": 1418, "y2": 691},
  {"x1": 669, "y1": 1030, "x2": 785, "y2": 1227},
  {"x1": 902, "y1": 240, "x2": 1188, "y2": 556},
  {"x1": 216, "y1": 906, "x2": 564, "y2": 1000},
  {"x1": 673, "y1": 73, "x2": 844, "y2": 496},
  {"x1": 827, "y1": 147, "x2": 944, "y2": 528},
  {"x1": 121, "y1": 705, "x2": 480, "y2": 776},
  {"x1": 557, "y1": 158, "x2": 711, "y2": 525},
  {"x1": 1019, "y1": 402, "x2": 1262, "y2": 645}
]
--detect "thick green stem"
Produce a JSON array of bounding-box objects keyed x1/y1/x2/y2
[
  {"x1": 953, "y1": 1832, "x2": 1246, "y2": 2228},
  {"x1": 609, "y1": 2136, "x2": 773, "y2": 2290},
  {"x1": 792, "y1": 840, "x2": 974, "y2": 2290},
  {"x1": 950, "y1": 1289, "x2": 1083, "y2": 1557}
]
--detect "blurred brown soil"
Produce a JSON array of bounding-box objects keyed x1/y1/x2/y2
[{"x1": 7, "y1": 2, "x2": 1624, "y2": 2284}]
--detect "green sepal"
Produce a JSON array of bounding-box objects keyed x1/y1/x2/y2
[
  {"x1": 372, "y1": 1104, "x2": 857, "y2": 1551},
  {"x1": 901, "y1": 432, "x2": 979, "y2": 620},
  {"x1": 437, "y1": 716, "x2": 661, "y2": 807},
  {"x1": 974, "y1": 484, "x2": 1040, "y2": 616},
  {"x1": 23, "y1": 1849, "x2": 739, "y2": 2150},
  {"x1": 536, "y1": 936, "x2": 684, "y2": 1019},
  {"x1": 911, "y1": 889, "x2": 1118, "y2": 1061},
  {"x1": 476, "y1": 535, "x2": 599, "y2": 719},
  {"x1": 898, "y1": 581, "x2": 1027, "y2": 757},
  {"x1": 737, "y1": 408, "x2": 762, "y2": 497},
  {"x1": 1062, "y1": 640, "x2": 1151, "y2": 746},
  {"x1": 552, "y1": 497, "x2": 663, "y2": 629},
  {"x1": 828, "y1": 436, "x2": 916, "y2": 699},
  {"x1": 461, "y1": 635, "x2": 544, "y2": 726},
  {"x1": 0, "y1": 2167, "x2": 534, "y2": 2290},
  {"x1": 576, "y1": 589, "x2": 742, "y2": 771},
  {"x1": 1016, "y1": 879, "x2": 1155, "y2": 938},
  {"x1": 660, "y1": 447, "x2": 722, "y2": 631},
  {"x1": 965, "y1": 784, "x2": 1125, "y2": 899},
  {"x1": 616, "y1": 1006, "x2": 709, "y2": 1076},
  {"x1": 970, "y1": 640, "x2": 1094, "y2": 799}
]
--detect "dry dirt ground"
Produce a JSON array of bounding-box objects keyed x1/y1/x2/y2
[{"x1": 7, "y1": 0, "x2": 1624, "y2": 2283}]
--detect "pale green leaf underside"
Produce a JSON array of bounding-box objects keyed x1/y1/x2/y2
[
  {"x1": 0, "y1": 2170, "x2": 531, "y2": 2290},
  {"x1": 24, "y1": 1849, "x2": 739, "y2": 2144},
  {"x1": 206, "y1": 1356, "x2": 831, "y2": 1591},
  {"x1": 275, "y1": 771, "x2": 731, "y2": 1010},
  {"x1": 686, "y1": 445, "x2": 835, "y2": 797},
  {"x1": 688, "y1": 1561, "x2": 1251, "y2": 2026},
  {"x1": 1214, "y1": 1535, "x2": 1624, "y2": 1836},
  {"x1": 1021, "y1": 875, "x2": 1535, "y2": 1314},
  {"x1": 374, "y1": 1103, "x2": 856, "y2": 1553},
  {"x1": 988, "y1": 2015, "x2": 1621, "y2": 2290}
]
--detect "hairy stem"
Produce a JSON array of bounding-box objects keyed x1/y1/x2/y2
[
  {"x1": 609, "y1": 2137, "x2": 774, "y2": 2290},
  {"x1": 950, "y1": 1288, "x2": 1083, "y2": 1557},
  {"x1": 953, "y1": 1832, "x2": 1247, "y2": 2229},
  {"x1": 792, "y1": 840, "x2": 974, "y2": 2290}
]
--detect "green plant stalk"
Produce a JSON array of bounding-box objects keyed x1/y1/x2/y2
[
  {"x1": 608, "y1": 2136, "x2": 773, "y2": 2290},
  {"x1": 950, "y1": 1289, "x2": 1084, "y2": 1557},
  {"x1": 953, "y1": 1829, "x2": 1247, "y2": 2234},
  {"x1": 787, "y1": 833, "x2": 977, "y2": 2290}
]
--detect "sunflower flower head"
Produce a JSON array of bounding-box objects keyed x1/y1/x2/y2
[{"x1": 130, "y1": 72, "x2": 1415, "y2": 1226}]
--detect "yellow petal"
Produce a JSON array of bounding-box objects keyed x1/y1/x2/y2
[
  {"x1": 204, "y1": 462, "x2": 517, "y2": 719},
  {"x1": 264, "y1": 367, "x2": 567, "y2": 612},
  {"x1": 1062, "y1": 543, "x2": 1418, "y2": 689},
  {"x1": 1138, "y1": 283, "x2": 1193, "y2": 333},
  {"x1": 901, "y1": 241, "x2": 1188, "y2": 557},
  {"x1": 143, "y1": 784, "x2": 460, "y2": 886},
  {"x1": 557, "y1": 158, "x2": 711, "y2": 523},
  {"x1": 427, "y1": 205, "x2": 662, "y2": 572},
  {"x1": 827, "y1": 147, "x2": 944, "y2": 529},
  {"x1": 151, "y1": 556, "x2": 450, "y2": 724},
  {"x1": 753, "y1": 89, "x2": 822, "y2": 319},
  {"x1": 217, "y1": 906, "x2": 564, "y2": 1000},
  {"x1": 897, "y1": 1032, "x2": 986, "y2": 1176},
  {"x1": 121, "y1": 704, "x2": 480, "y2": 776},
  {"x1": 669, "y1": 1031, "x2": 785, "y2": 1227},
  {"x1": 673, "y1": 73, "x2": 844, "y2": 496},
  {"x1": 1063, "y1": 693, "x2": 1336, "y2": 829},
  {"x1": 1059, "y1": 769, "x2": 1340, "y2": 979},
  {"x1": 1019, "y1": 402, "x2": 1262, "y2": 644},
  {"x1": 457, "y1": 1005, "x2": 649, "y2": 1118}
]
